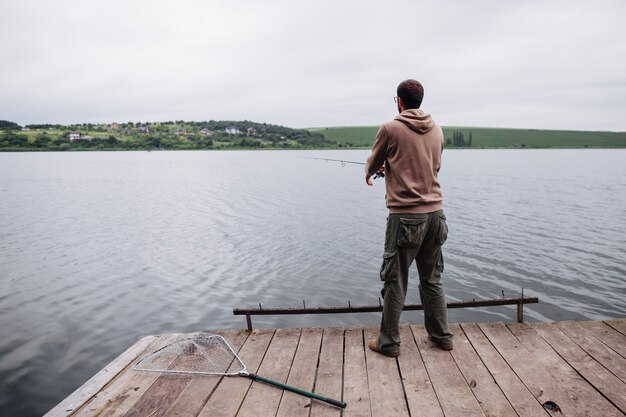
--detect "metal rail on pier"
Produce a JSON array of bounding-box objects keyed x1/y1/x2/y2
[{"x1": 233, "y1": 295, "x2": 539, "y2": 330}]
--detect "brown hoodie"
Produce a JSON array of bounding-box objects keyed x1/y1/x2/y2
[{"x1": 365, "y1": 108, "x2": 444, "y2": 214}]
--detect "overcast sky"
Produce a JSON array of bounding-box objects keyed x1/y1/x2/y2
[{"x1": 1, "y1": 0, "x2": 625, "y2": 130}]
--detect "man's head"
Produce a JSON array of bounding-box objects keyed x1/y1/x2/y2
[{"x1": 396, "y1": 79, "x2": 424, "y2": 112}]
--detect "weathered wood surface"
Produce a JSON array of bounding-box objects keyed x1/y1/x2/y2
[
  {"x1": 397, "y1": 325, "x2": 443, "y2": 417},
  {"x1": 275, "y1": 327, "x2": 323, "y2": 417},
  {"x1": 46, "y1": 319, "x2": 626, "y2": 417},
  {"x1": 363, "y1": 327, "x2": 409, "y2": 417},
  {"x1": 449, "y1": 323, "x2": 517, "y2": 417},
  {"x1": 413, "y1": 325, "x2": 484, "y2": 417}
]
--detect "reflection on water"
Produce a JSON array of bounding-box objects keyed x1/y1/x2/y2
[{"x1": 0, "y1": 149, "x2": 625, "y2": 416}]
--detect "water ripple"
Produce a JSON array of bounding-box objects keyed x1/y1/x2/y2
[{"x1": 0, "y1": 149, "x2": 625, "y2": 416}]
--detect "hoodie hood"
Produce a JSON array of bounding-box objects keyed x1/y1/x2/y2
[{"x1": 394, "y1": 108, "x2": 434, "y2": 134}]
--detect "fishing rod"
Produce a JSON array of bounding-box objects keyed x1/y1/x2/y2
[{"x1": 302, "y1": 157, "x2": 385, "y2": 179}]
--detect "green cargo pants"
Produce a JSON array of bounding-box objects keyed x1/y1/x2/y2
[{"x1": 375, "y1": 210, "x2": 453, "y2": 354}]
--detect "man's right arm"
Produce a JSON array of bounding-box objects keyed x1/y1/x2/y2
[{"x1": 365, "y1": 125, "x2": 388, "y2": 186}]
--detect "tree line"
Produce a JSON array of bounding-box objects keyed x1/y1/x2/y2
[
  {"x1": 446, "y1": 130, "x2": 472, "y2": 147},
  {"x1": 0, "y1": 119, "x2": 333, "y2": 151}
]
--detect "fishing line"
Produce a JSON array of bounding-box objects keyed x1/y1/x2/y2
[{"x1": 301, "y1": 157, "x2": 384, "y2": 179}]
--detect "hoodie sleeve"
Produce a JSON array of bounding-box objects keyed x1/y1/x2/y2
[{"x1": 365, "y1": 125, "x2": 388, "y2": 176}]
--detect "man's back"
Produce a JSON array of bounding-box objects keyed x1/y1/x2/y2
[{"x1": 365, "y1": 108, "x2": 444, "y2": 214}]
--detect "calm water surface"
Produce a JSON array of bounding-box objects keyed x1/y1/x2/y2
[{"x1": 1, "y1": 149, "x2": 625, "y2": 416}]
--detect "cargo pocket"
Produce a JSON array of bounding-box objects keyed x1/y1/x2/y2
[
  {"x1": 397, "y1": 217, "x2": 427, "y2": 248},
  {"x1": 437, "y1": 252, "x2": 445, "y2": 272},
  {"x1": 379, "y1": 251, "x2": 398, "y2": 282},
  {"x1": 438, "y1": 214, "x2": 448, "y2": 245}
]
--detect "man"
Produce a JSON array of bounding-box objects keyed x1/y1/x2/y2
[{"x1": 365, "y1": 79, "x2": 453, "y2": 357}]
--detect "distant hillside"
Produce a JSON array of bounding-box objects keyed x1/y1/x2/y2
[
  {"x1": 4, "y1": 119, "x2": 625, "y2": 151},
  {"x1": 0, "y1": 120, "x2": 332, "y2": 151},
  {"x1": 310, "y1": 126, "x2": 626, "y2": 148}
]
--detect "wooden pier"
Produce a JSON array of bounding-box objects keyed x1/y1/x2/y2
[{"x1": 46, "y1": 319, "x2": 626, "y2": 417}]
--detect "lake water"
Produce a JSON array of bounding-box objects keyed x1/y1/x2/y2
[{"x1": 1, "y1": 149, "x2": 625, "y2": 416}]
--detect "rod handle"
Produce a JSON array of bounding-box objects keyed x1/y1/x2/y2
[{"x1": 247, "y1": 373, "x2": 347, "y2": 409}]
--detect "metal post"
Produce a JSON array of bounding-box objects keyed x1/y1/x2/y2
[
  {"x1": 517, "y1": 287, "x2": 525, "y2": 323},
  {"x1": 246, "y1": 313, "x2": 253, "y2": 331}
]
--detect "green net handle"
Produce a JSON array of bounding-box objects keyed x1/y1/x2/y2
[{"x1": 246, "y1": 373, "x2": 347, "y2": 409}]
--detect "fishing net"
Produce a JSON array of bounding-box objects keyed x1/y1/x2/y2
[
  {"x1": 132, "y1": 332, "x2": 246, "y2": 376},
  {"x1": 133, "y1": 331, "x2": 347, "y2": 408}
]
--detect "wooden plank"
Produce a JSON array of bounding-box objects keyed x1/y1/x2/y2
[
  {"x1": 508, "y1": 323, "x2": 623, "y2": 417},
  {"x1": 275, "y1": 328, "x2": 323, "y2": 417},
  {"x1": 132, "y1": 330, "x2": 250, "y2": 417},
  {"x1": 479, "y1": 322, "x2": 591, "y2": 417},
  {"x1": 236, "y1": 327, "x2": 302, "y2": 417},
  {"x1": 461, "y1": 323, "x2": 549, "y2": 417},
  {"x1": 412, "y1": 325, "x2": 484, "y2": 417},
  {"x1": 557, "y1": 321, "x2": 626, "y2": 383},
  {"x1": 197, "y1": 328, "x2": 275, "y2": 417},
  {"x1": 448, "y1": 324, "x2": 516, "y2": 417},
  {"x1": 533, "y1": 323, "x2": 626, "y2": 413},
  {"x1": 363, "y1": 327, "x2": 409, "y2": 417},
  {"x1": 604, "y1": 318, "x2": 626, "y2": 336},
  {"x1": 44, "y1": 335, "x2": 158, "y2": 417},
  {"x1": 579, "y1": 320, "x2": 626, "y2": 358},
  {"x1": 310, "y1": 327, "x2": 344, "y2": 417},
  {"x1": 122, "y1": 374, "x2": 191, "y2": 417},
  {"x1": 47, "y1": 320, "x2": 626, "y2": 417},
  {"x1": 397, "y1": 325, "x2": 443, "y2": 417},
  {"x1": 342, "y1": 328, "x2": 372, "y2": 417},
  {"x1": 71, "y1": 334, "x2": 184, "y2": 417}
]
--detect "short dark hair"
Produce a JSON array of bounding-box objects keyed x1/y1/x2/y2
[{"x1": 397, "y1": 79, "x2": 424, "y2": 109}]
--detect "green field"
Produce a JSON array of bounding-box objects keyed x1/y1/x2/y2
[{"x1": 310, "y1": 126, "x2": 626, "y2": 148}]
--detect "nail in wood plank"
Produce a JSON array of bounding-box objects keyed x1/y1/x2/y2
[
  {"x1": 412, "y1": 325, "x2": 485, "y2": 417},
  {"x1": 449, "y1": 324, "x2": 516, "y2": 417},
  {"x1": 461, "y1": 323, "x2": 549, "y2": 416},
  {"x1": 479, "y1": 322, "x2": 586, "y2": 417}
]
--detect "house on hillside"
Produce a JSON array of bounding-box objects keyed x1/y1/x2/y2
[
  {"x1": 137, "y1": 126, "x2": 149, "y2": 134},
  {"x1": 225, "y1": 127, "x2": 241, "y2": 135},
  {"x1": 69, "y1": 131, "x2": 80, "y2": 141},
  {"x1": 110, "y1": 122, "x2": 119, "y2": 130},
  {"x1": 246, "y1": 127, "x2": 257, "y2": 136}
]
